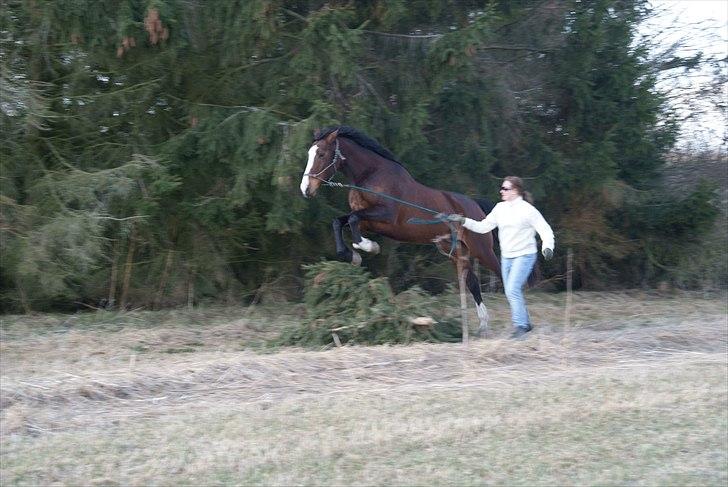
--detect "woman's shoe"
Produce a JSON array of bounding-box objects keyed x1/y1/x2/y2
[{"x1": 509, "y1": 324, "x2": 532, "y2": 340}]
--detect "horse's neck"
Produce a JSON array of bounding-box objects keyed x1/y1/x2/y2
[
  {"x1": 339, "y1": 140, "x2": 403, "y2": 185},
  {"x1": 341, "y1": 157, "x2": 375, "y2": 184}
]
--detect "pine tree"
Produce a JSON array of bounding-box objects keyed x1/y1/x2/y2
[{"x1": 1, "y1": 0, "x2": 719, "y2": 311}]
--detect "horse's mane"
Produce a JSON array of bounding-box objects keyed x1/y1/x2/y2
[{"x1": 315, "y1": 126, "x2": 402, "y2": 165}]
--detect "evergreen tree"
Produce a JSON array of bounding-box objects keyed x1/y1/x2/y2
[{"x1": 0, "y1": 0, "x2": 719, "y2": 311}]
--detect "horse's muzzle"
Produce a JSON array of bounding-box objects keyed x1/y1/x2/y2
[{"x1": 300, "y1": 177, "x2": 319, "y2": 198}]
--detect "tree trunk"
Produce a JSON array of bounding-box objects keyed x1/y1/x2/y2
[
  {"x1": 186, "y1": 263, "x2": 195, "y2": 311},
  {"x1": 107, "y1": 238, "x2": 120, "y2": 309},
  {"x1": 119, "y1": 227, "x2": 136, "y2": 310},
  {"x1": 16, "y1": 279, "x2": 31, "y2": 314},
  {"x1": 153, "y1": 249, "x2": 174, "y2": 309}
]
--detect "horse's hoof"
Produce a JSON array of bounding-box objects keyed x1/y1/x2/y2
[
  {"x1": 476, "y1": 303, "x2": 489, "y2": 321},
  {"x1": 353, "y1": 238, "x2": 380, "y2": 255},
  {"x1": 351, "y1": 251, "x2": 362, "y2": 266}
]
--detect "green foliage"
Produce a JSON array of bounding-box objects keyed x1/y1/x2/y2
[
  {"x1": 0, "y1": 0, "x2": 722, "y2": 312},
  {"x1": 275, "y1": 261, "x2": 461, "y2": 347},
  {"x1": 620, "y1": 181, "x2": 721, "y2": 285}
]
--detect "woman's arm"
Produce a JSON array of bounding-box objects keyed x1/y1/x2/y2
[
  {"x1": 530, "y1": 208, "x2": 554, "y2": 251},
  {"x1": 462, "y1": 209, "x2": 498, "y2": 234}
]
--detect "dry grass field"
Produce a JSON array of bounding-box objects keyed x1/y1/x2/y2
[{"x1": 1, "y1": 291, "x2": 726, "y2": 486}]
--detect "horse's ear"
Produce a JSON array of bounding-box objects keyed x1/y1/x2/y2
[
  {"x1": 313, "y1": 128, "x2": 321, "y2": 140},
  {"x1": 325, "y1": 129, "x2": 339, "y2": 143}
]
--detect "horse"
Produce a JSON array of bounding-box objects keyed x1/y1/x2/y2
[{"x1": 299, "y1": 125, "x2": 501, "y2": 336}]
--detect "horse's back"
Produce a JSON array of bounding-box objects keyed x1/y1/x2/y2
[
  {"x1": 474, "y1": 197, "x2": 495, "y2": 216},
  {"x1": 441, "y1": 191, "x2": 493, "y2": 220}
]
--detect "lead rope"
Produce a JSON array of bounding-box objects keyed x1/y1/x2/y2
[
  {"x1": 314, "y1": 178, "x2": 462, "y2": 258},
  {"x1": 304, "y1": 141, "x2": 463, "y2": 257}
]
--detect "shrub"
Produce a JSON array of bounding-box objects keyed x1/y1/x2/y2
[{"x1": 275, "y1": 261, "x2": 461, "y2": 346}]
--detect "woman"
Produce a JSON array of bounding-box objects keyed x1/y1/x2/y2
[{"x1": 446, "y1": 176, "x2": 554, "y2": 339}]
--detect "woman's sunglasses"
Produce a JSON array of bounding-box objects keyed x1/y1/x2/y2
[{"x1": 500, "y1": 186, "x2": 514, "y2": 192}]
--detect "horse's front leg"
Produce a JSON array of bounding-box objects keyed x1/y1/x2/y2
[
  {"x1": 332, "y1": 215, "x2": 360, "y2": 265},
  {"x1": 348, "y1": 207, "x2": 393, "y2": 256},
  {"x1": 349, "y1": 212, "x2": 380, "y2": 255}
]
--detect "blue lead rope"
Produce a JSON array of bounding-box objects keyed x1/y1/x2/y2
[
  {"x1": 324, "y1": 181, "x2": 439, "y2": 215},
  {"x1": 406, "y1": 217, "x2": 461, "y2": 258}
]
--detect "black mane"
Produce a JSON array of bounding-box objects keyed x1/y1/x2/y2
[{"x1": 315, "y1": 126, "x2": 402, "y2": 165}]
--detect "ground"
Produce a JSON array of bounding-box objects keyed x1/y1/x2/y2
[{"x1": 1, "y1": 291, "x2": 726, "y2": 485}]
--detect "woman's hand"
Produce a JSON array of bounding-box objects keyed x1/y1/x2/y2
[
  {"x1": 542, "y1": 248, "x2": 553, "y2": 260},
  {"x1": 435, "y1": 213, "x2": 466, "y2": 223}
]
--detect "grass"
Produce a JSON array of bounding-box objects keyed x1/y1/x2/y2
[{"x1": 1, "y1": 291, "x2": 727, "y2": 485}]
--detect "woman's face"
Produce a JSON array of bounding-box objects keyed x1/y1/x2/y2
[{"x1": 499, "y1": 180, "x2": 519, "y2": 202}]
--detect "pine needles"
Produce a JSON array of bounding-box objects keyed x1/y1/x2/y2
[{"x1": 275, "y1": 261, "x2": 461, "y2": 347}]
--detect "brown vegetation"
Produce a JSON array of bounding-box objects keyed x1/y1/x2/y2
[{"x1": 1, "y1": 291, "x2": 726, "y2": 484}]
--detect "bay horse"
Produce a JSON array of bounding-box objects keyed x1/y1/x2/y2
[{"x1": 299, "y1": 126, "x2": 501, "y2": 336}]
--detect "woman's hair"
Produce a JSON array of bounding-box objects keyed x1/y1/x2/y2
[{"x1": 504, "y1": 176, "x2": 533, "y2": 204}]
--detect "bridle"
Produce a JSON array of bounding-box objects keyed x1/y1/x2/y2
[
  {"x1": 301, "y1": 136, "x2": 462, "y2": 258},
  {"x1": 303, "y1": 138, "x2": 346, "y2": 183}
]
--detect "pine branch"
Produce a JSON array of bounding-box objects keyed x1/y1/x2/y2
[{"x1": 165, "y1": 94, "x2": 303, "y2": 122}]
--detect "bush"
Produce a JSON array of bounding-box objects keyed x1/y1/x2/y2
[{"x1": 275, "y1": 261, "x2": 461, "y2": 347}]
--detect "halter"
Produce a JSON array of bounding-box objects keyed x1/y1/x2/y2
[{"x1": 304, "y1": 138, "x2": 346, "y2": 183}]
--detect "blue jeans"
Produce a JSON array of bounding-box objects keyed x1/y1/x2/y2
[{"x1": 501, "y1": 253, "x2": 537, "y2": 329}]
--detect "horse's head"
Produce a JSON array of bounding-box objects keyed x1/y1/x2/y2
[{"x1": 300, "y1": 129, "x2": 340, "y2": 198}]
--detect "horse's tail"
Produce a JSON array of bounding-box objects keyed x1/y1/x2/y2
[{"x1": 474, "y1": 197, "x2": 495, "y2": 217}]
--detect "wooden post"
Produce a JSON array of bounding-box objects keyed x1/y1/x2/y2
[
  {"x1": 561, "y1": 248, "x2": 574, "y2": 367},
  {"x1": 565, "y1": 248, "x2": 573, "y2": 330},
  {"x1": 455, "y1": 237, "x2": 469, "y2": 345},
  {"x1": 457, "y1": 258, "x2": 468, "y2": 345}
]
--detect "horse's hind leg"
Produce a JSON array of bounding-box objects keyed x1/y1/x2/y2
[
  {"x1": 332, "y1": 215, "x2": 361, "y2": 265},
  {"x1": 462, "y1": 235, "x2": 500, "y2": 337},
  {"x1": 466, "y1": 268, "x2": 489, "y2": 337},
  {"x1": 441, "y1": 237, "x2": 489, "y2": 338},
  {"x1": 466, "y1": 234, "x2": 502, "y2": 281}
]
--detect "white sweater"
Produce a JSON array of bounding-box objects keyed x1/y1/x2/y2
[{"x1": 463, "y1": 196, "x2": 555, "y2": 258}]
